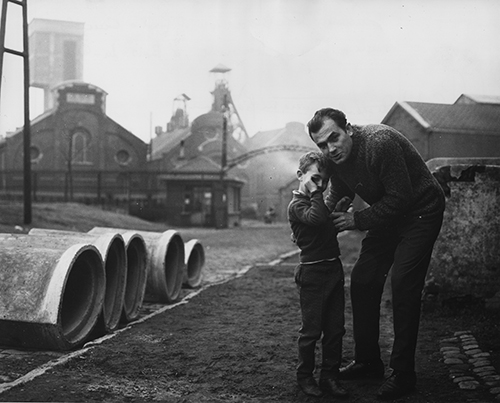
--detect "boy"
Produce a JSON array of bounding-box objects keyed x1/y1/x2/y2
[{"x1": 288, "y1": 151, "x2": 351, "y2": 398}]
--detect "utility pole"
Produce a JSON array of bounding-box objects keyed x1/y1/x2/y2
[
  {"x1": 0, "y1": 0, "x2": 32, "y2": 224},
  {"x1": 210, "y1": 64, "x2": 230, "y2": 228},
  {"x1": 216, "y1": 94, "x2": 229, "y2": 228},
  {"x1": 220, "y1": 94, "x2": 228, "y2": 179}
]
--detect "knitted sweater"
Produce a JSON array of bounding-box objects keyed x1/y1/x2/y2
[
  {"x1": 325, "y1": 124, "x2": 445, "y2": 231},
  {"x1": 288, "y1": 190, "x2": 340, "y2": 263}
]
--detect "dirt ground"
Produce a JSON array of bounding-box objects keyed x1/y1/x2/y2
[{"x1": 0, "y1": 213, "x2": 499, "y2": 402}]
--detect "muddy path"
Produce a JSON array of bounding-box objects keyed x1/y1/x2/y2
[{"x1": 1, "y1": 228, "x2": 498, "y2": 402}]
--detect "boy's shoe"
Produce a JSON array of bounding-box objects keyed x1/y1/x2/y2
[
  {"x1": 338, "y1": 359, "x2": 385, "y2": 379},
  {"x1": 377, "y1": 370, "x2": 416, "y2": 400},
  {"x1": 319, "y1": 378, "x2": 349, "y2": 398},
  {"x1": 297, "y1": 377, "x2": 323, "y2": 397}
]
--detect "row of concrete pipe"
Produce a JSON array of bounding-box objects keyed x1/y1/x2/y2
[{"x1": 0, "y1": 227, "x2": 205, "y2": 351}]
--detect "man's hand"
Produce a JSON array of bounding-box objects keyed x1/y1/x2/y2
[
  {"x1": 330, "y1": 212, "x2": 356, "y2": 232},
  {"x1": 334, "y1": 196, "x2": 352, "y2": 212}
]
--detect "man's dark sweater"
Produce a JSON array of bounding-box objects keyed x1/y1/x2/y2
[
  {"x1": 288, "y1": 190, "x2": 340, "y2": 263},
  {"x1": 325, "y1": 124, "x2": 446, "y2": 231}
]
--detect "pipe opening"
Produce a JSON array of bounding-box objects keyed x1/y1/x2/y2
[
  {"x1": 164, "y1": 236, "x2": 183, "y2": 296},
  {"x1": 122, "y1": 237, "x2": 147, "y2": 320},
  {"x1": 60, "y1": 249, "x2": 103, "y2": 342},
  {"x1": 187, "y1": 245, "x2": 204, "y2": 280},
  {"x1": 102, "y1": 238, "x2": 127, "y2": 329}
]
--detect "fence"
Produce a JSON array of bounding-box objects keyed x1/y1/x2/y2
[
  {"x1": 0, "y1": 169, "x2": 163, "y2": 214},
  {"x1": 0, "y1": 169, "x2": 237, "y2": 226}
]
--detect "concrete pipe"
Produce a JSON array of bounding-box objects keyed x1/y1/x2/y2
[
  {"x1": 88, "y1": 227, "x2": 185, "y2": 303},
  {"x1": 117, "y1": 231, "x2": 148, "y2": 323},
  {"x1": 183, "y1": 239, "x2": 205, "y2": 288},
  {"x1": 28, "y1": 229, "x2": 127, "y2": 334},
  {"x1": 0, "y1": 241, "x2": 104, "y2": 350}
]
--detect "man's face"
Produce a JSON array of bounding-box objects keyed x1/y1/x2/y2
[{"x1": 310, "y1": 118, "x2": 353, "y2": 165}]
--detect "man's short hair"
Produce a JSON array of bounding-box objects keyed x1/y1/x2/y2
[
  {"x1": 307, "y1": 108, "x2": 347, "y2": 138},
  {"x1": 298, "y1": 151, "x2": 331, "y2": 175}
]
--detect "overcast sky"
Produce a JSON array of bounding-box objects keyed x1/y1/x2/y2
[{"x1": 1, "y1": 0, "x2": 500, "y2": 142}]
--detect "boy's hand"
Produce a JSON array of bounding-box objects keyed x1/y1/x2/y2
[
  {"x1": 334, "y1": 196, "x2": 352, "y2": 212},
  {"x1": 304, "y1": 176, "x2": 319, "y2": 194}
]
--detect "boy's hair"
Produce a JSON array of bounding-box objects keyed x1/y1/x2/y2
[{"x1": 298, "y1": 151, "x2": 331, "y2": 175}]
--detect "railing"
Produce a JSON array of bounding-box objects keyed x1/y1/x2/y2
[{"x1": 0, "y1": 170, "x2": 161, "y2": 204}]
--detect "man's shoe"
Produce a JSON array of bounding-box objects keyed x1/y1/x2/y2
[
  {"x1": 297, "y1": 377, "x2": 323, "y2": 397},
  {"x1": 319, "y1": 378, "x2": 349, "y2": 398},
  {"x1": 377, "y1": 370, "x2": 416, "y2": 400},
  {"x1": 338, "y1": 360, "x2": 385, "y2": 380}
]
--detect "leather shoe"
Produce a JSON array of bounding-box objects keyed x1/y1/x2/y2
[
  {"x1": 297, "y1": 377, "x2": 323, "y2": 397},
  {"x1": 319, "y1": 378, "x2": 349, "y2": 398},
  {"x1": 338, "y1": 360, "x2": 385, "y2": 380},
  {"x1": 377, "y1": 370, "x2": 416, "y2": 400}
]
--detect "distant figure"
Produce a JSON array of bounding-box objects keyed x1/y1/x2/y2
[
  {"x1": 287, "y1": 151, "x2": 351, "y2": 398},
  {"x1": 263, "y1": 206, "x2": 276, "y2": 224},
  {"x1": 307, "y1": 107, "x2": 445, "y2": 400}
]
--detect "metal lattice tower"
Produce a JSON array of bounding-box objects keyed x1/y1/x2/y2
[
  {"x1": 209, "y1": 64, "x2": 249, "y2": 144},
  {"x1": 0, "y1": 0, "x2": 31, "y2": 223}
]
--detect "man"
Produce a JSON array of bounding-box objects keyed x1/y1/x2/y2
[{"x1": 307, "y1": 108, "x2": 445, "y2": 400}]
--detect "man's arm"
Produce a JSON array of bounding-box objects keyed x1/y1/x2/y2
[
  {"x1": 332, "y1": 137, "x2": 415, "y2": 232},
  {"x1": 325, "y1": 176, "x2": 355, "y2": 212},
  {"x1": 353, "y1": 142, "x2": 414, "y2": 230}
]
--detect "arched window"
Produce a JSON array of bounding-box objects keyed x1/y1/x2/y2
[{"x1": 71, "y1": 130, "x2": 90, "y2": 164}]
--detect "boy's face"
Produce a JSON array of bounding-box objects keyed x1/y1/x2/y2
[{"x1": 297, "y1": 162, "x2": 329, "y2": 195}]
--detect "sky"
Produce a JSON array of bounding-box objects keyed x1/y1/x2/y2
[{"x1": 1, "y1": 0, "x2": 500, "y2": 143}]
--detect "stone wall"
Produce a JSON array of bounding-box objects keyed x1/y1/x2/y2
[{"x1": 426, "y1": 158, "x2": 500, "y2": 300}]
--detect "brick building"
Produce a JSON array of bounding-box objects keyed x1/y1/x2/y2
[
  {"x1": 382, "y1": 94, "x2": 500, "y2": 161},
  {"x1": 0, "y1": 81, "x2": 148, "y2": 203}
]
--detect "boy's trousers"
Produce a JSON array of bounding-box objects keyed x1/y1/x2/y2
[
  {"x1": 295, "y1": 259, "x2": 345, "y2": 380},
  {"x1": 350, "y1": 213, "x2": 443, "y2": 372}
]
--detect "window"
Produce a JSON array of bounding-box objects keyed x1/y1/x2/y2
[
  {"x1": 182, "y1": 187, "x2": 212, "y2": 214},
  {"x1": 115, "y1": 149, "x2": 131, "y2": 166},
  {"x1": 193, "y1": 187, "x2": 212, "y2": 213},
  {"x1": 30, "y1": 146, "x2": 43, "y2": 164},
  {"x1": 227, "y1": 186, "x2": 240, "y2": 213},
  {"x1": 71, "y1": 130, "x2": 91, "y2": 164}
]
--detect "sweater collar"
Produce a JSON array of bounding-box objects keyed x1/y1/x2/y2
[{"x1": 346, "y1": 125, "x2": 362, "y2": 163}]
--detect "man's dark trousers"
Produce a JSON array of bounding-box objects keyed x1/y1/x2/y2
[
  {"x1": 350, "y1": 213, "x2": 443, "y2": 372},
  {"x1": 295, "y1": 259, "x2": 345, "y2": 380}
]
